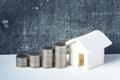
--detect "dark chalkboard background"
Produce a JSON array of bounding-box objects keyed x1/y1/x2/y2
[{"x1": 0, "y1": 0, "x2": 120, "y2": 54}]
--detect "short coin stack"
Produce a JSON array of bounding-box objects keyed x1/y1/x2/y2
[
  {"x1": 54, "y1": 42, "x2": 67, "y2": 68},
  {"x1": 42, "y1": 46, "x2": 53, "y2": 68},
  {"x1": 29, "y1": 52, "x2": 40, "y2": 68},
  {"x1": 16, "y1": 54, "x2": 28, "y2": 67}
]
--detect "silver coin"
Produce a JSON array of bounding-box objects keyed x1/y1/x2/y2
[
  {"x1": 29, "y1": 52, "x2": 40, "y2": 68},
  {"x1": 42, "y1": 46, "x2": 53, "y2": 68},
  {"x1": 16, "y1": 54, "x2": 28, "y2": 67},
  {"x1": 54, "y1": 42, "x2": 67, "y2": 68}
]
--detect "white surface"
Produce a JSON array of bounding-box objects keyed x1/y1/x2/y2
[{"x1": 0, "y1": 54, "x2": 120, "y2": 80}]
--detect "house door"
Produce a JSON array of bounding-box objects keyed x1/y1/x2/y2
[{"x1": 79, "y1": 54, "x2": 84, "y2": 66}]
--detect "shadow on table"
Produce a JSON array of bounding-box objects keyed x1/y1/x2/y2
[{"x1": 105, "y1": 54, "x2": 120, "y2": 63}]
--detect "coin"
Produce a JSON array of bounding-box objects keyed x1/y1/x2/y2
[
  {"x1": 16, "y1": 54, "x2": 28, "y2": 67},
  {"x1": 54, "y1": 42, "x2": 67, "y2": 68},
  {"x1": 29, "y1": 52, "x2": 40, "y2": 68},
  {"x1": 42, "y1": 46, "x2": 53, "y2": 68}
]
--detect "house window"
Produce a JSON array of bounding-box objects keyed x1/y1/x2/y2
[{"x1": 79, "y1": 54, "x2": 84, "y2": 66}]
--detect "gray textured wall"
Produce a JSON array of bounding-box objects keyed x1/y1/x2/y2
[{"x1": 0, "y1": 0, "x2": 120, "y2": 54}]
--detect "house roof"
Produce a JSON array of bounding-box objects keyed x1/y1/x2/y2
[{"x1": 66, "y1": 30, "x2": 112, "y2": 52}]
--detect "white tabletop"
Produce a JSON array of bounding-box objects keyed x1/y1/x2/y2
[{"x1": 0, "y1": 54, "x2": 120, "y2": 80}]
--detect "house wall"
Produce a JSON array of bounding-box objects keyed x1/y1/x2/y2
[{"x1": 0, "y1": 0, "x2": 119, "y2": 54}]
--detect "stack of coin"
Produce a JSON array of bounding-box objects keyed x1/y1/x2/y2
[
  {"x1": 54, "y1": 42, "x2": 67, "y2": 68},
  {"x1": 29, "y1": 52, "x2": 40, "y2": 68},
  {"x1": 16, "y1": 54, "x2": 28, "y2": 67},
  {"x1": 42, "y1": 46, "x2": 53, "y2": 68}
]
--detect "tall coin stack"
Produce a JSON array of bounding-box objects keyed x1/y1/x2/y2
[
  {"x1": 54, "y1": 42, "x2": 66, "y2": 68},
  {"x1": 16, "y1": 54, "x2": 28, "y2": 67},
  {"x1": 29, "y1": 52, "x2": 40, "y2": 68},
  {"x1": 42, "y1": 46, "x2": 53, "y2": 68}
]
